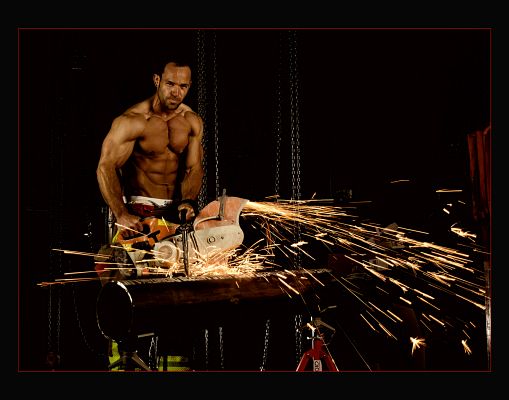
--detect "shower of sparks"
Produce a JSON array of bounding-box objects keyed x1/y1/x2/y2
[
  {"x1": 114, "y1": 223, "x2": 145, "y2": 236},
  {"x1": 41, "y1": 197, "x2": 488, "y2": 365},
  {"x1": 451, "y1": 224, "x2": 477, "y2": 241},
  {"x1": 410, "y1": 337, "x2": 426, "y2": 355},
  {"x1": 461, "y1": 339, "x2": 472, "y2": 355},
  {"x1": 436, "y1": 189, "x2": 463, "y2": 193},
  {"x1": 51, "y1": 248, "x2": 110, "y2": 259},
  {"x1": 37, "y1": 277, "x2": 101, "y2": 286},
  {"x1": 278, "y1": 277, "x2": 300, "y2": 295},
  {"x1": 239, "y1": 199, "x2": 488, "y2": 351}
]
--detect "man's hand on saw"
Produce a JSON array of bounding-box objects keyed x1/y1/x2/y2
[
  {"x1": 115, "y1": 212, "x2": 145, "y2": 238},
  {"x1": 177, "y1": 199, "x2": 199, "y2": 222}
]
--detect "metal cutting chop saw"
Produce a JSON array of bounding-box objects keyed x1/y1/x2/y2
[{"x1": 96, "y1": 193, "x2": 249, "y2": 280}]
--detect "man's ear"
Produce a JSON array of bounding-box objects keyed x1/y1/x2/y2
[{"x1": 153, "y1": 74, "x2": 160, "y2": 88}]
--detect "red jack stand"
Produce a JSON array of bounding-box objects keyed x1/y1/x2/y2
[{"x1": 296, "y1": 317, "x2": 339, "y2": 372}]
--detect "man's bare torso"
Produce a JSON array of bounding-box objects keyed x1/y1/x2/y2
[{"x1": 122, "y1": 99, "x2": 195, "y2": 200}]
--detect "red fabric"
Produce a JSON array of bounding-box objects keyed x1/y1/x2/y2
[{"x1": 467, "y1": 125, "x2": 491, "y2": 245}]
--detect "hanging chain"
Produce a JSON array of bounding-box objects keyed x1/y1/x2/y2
[
  {"x1": 46, "y1": 270, "x2": 62, "y2": 369},
  {"x1": 56, "y1": 292, "x2": 61, "y2": 357},
  {"x1": 211, "y1": 31, "x2": 221, "y2": 200},
  {"x1": 195, "y1": 30, "x2": 208, "y2": 210},
  {"x1": 47, "y1": 286, "x2": 52, "y2": 351},
  {"x1": 204, "y1": 328, "x2": 209, "y2": 370},
  {"x1": 260, "y1": 318, "x2": 271, "y2": 371},
  {"x1": 46, "y1": 285, "x2": 60, "y2": 369},
  {"x1": 294, "y1": 313, "x2": 303, "y2": 366},
  {"x1": 273, "y1": 32, "x2": 283, "y2": 199},
  {"x1": 218, "y1": 326, "x2": 224, "y2": 370},
  {"x1": 289, "y1": 30, "x2": 302, "y2": 269},
  {"x1": 47, "y1": 108, "x2": 65, "y2": 368},
  {"x1": 289, "y1": 30, "x2": 302, "y2": 202},
  {"x1": 149, "y1": 335, "x2": 159, "y2": 370}
]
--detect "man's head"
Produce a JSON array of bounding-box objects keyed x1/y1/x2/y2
[{"x1": 153, "y1": 61, "x2": 192, "y2": 111}]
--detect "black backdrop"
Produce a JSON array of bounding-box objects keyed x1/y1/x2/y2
[{"x1": 18, "y1": 28, "x2": 490, "y2": 371}]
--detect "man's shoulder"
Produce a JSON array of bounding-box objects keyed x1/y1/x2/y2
[
  {"x1": 179, "y1": 103, "x2": 195, "y2": 114},
  {"x1": 183, "y1": 109, "x2": 203, "y2": 136},
  {"x1": 181, "y1": 105, "x2": 202, "y2": 122},
  {"x1": 122, "y1": 98, "x2": 152, "y2": 118},
  {"x1": 114, "y1": 112, "x2": 147, "y2": 128},
  {"x1": 112, "y1": 106, "x2": 149, "y2": 134},
  {"x1": 115, "y1": 101, "x2": 151, "y2": 127}
]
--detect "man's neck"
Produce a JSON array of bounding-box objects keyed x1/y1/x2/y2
[{"x1": 151, "y1": 97, "x2": 183, "y2": 119}]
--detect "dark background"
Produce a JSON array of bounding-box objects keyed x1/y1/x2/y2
[{"x1": 19, "y1": 28, "x2": 491, "y2": 372}]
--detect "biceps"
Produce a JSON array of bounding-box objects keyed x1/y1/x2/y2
[{"x1": 100, "y1": 136, "x2": 136, "y2": 168}]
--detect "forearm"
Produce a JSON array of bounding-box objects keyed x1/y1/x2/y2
[
  {"x1": 97, "y1": 166, "x2": 129, "y2": 219},
  {"x1": 180, "y1": 165, "x2": 204, "y2": 200}
]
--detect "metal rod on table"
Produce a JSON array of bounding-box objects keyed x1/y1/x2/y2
[{"x1": 180, "y1": 209, "x2": 190, "y2": 277}]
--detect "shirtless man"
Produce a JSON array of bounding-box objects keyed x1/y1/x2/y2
[{"x1": 97, "y1": 60, "x2": 204, "y2": 236}]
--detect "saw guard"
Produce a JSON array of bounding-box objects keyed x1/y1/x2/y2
[
  {"x1": 193, "y1": 197, "x2": 248, "y2": 230},
  {"x1": 153, "y1": 197, "x2": 248, "y2": 268}
]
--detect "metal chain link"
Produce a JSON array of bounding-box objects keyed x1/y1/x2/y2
[
  {"x1": 47, "y1": 110, "x2": 65, "y2": 368},
  {"x1": 289, "y1": 30, "x2": 302, "y2": 202},
  {"x1": 52, "y1": 146, "x2": 64, "y2": 360},
  {"x1": 211, "y1": 31, "x2": 221, "y2": 200},
  {"x1": 47, "y1": 286, "x2": 52, "y2": 352},
  {"x1": 218, "y1": 326, "x2": 224, "y2": 370},
  {"x1": 260, "y1": 318, "x2": 271, "y2": 371},
  {"x1": 289, "y1": 30, "x2": 302, "y2": 269},
  {"x1": 274, "y1": 32, "x2": 283, "y2": 198},
  {"x1": 195, "y1": 30, "x2": 208, "y2": 210},
  {"x1": 149, "y1": 335, "x2": 159, "y2": 370},
  {"x1": 204, "y1": 328, "x2": 209, "y2": 370},
  {"x1": 294, "y1": 313, "x2": 303, "y2": 366},
  {"x1": 56, "y1": 292, "x2": 61, "y2": 354}
]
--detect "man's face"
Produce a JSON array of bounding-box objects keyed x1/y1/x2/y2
[{"x1": 157, "y1": 63, "x2": 192, "y2": 111}]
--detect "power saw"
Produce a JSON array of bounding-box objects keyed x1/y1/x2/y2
[{"x1": 98, "y1": 193, "x2": 248, "y2": 279}]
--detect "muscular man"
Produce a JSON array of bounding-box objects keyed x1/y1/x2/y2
[
  {"x1": 97, "y1": 60, "x2": 204, "y2": 236},
  {"x1": 96, "y1": 60, "x2": 204, "y2": 371}
]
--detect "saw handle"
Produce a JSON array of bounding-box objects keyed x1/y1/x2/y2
[{"x1": 179, "y1": 208, "x2": 187, "y2": 224}]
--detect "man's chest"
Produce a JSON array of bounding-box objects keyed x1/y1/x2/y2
[{"x1": 140, "y1": 116, "x2": 191, "y2": 154}]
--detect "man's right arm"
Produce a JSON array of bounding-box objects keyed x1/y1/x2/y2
[{"x1": 96, "y1": 115, "x2": 144, "y2": 233}]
